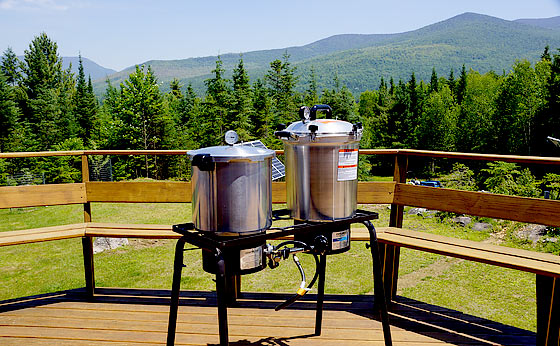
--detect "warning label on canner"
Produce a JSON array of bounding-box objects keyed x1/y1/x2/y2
[{"x1": 337, "y1": 149, "x2": 358, "y2": 181}]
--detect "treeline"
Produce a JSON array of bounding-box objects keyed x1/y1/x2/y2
[{"x1": 1, "y1": 33, "x2": 560, "y2": 182}]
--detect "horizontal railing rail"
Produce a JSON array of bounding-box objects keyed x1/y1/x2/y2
[{"x1": 2, "y1": 148, "x2": 560, "y2": 165}]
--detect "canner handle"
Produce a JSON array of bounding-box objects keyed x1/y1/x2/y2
[{"x1": 310, "y1": 104, "x2": 333, "y2": 120}]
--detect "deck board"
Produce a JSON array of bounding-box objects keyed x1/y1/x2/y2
[{"x1": 0, "y1": 288, "x2": 536, "y2": 345}]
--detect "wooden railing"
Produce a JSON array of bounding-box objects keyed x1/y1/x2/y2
[
  {"x1": 2, "y1": 148, "x2": 560, "y2": 226},
  {"x1": 2, "y1": 149, "x2": 560, "y2": 344}
]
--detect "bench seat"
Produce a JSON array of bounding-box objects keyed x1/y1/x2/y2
[
  {"x1": 85, "y1": 223, "x2": 179, "y2": 239},
  {"x1": 0, "y1": 224, "x2": 86, "y2": 246},
  {"x1": 4, "y1": 222, "x2": 559, "y2": 280},
  {"x1": 374, "y1": 227, "x2": 560, "y2": 278}
]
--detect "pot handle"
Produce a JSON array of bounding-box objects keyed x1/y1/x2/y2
[
  {"x1": 275, "y1": 130, "x2": 292, "y2": 139},
  {"x1": 310, "y1": 104, "x2": 332, "y2": 120},
  {"x1": 191, "y1": 154, "x2": 215, "y2": 171}
]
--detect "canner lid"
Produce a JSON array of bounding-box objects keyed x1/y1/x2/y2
[
  {"x1": 277, "y1": 104, "x2": 363, "y2": 141},
  {"x1": 187, "y1": 145, "x2": 275, "y2": 162},
  {"x1": 285, "y1": 118, "x2": 356, "y2": 137}
]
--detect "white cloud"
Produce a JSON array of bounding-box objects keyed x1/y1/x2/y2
[{"x1": 0, "y1": 0, "x2": 73, "y2": 11}]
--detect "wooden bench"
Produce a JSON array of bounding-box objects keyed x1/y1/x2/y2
[{"x1": 376, "y1": 182, "x2": 560, "y2": 346}]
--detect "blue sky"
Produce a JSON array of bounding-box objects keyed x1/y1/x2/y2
[{"x1": 1, "y1": 0, "x2": 559, "y2": 71}]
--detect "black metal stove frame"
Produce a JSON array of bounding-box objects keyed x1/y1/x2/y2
[{"x1": 167, "y1": 209, "x2": 392, "y2": 346}]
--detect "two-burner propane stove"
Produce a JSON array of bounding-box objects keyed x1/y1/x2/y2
[{"x1": 166, "y1": 209, "x2": 392, "y2": 346}]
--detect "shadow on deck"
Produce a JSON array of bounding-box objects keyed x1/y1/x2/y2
[{"x1": 0, "y1": 288, "x2": 535, "y2": 345}]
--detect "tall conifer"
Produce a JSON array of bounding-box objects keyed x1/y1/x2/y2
[
  {"x1": 231, "y1": 57, "x2": 253, "y2": 140},
  {"x1": 1, "y1": 47, "x2": 20, "y2": 86},
  {"x1": 75, "y1": 55, "x2": 97, "y2": 142},
  {"x1": 0, "y1": 74, "x2": 21, "y2": 152}
]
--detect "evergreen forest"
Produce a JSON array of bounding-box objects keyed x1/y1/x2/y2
[{"x1": 1, "y1": 33, "x2": 560, "y2": 187}]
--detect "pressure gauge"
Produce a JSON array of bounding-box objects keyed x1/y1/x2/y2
[{"x1": 224, "y1": 130, "x2": 239, "y2": 145}]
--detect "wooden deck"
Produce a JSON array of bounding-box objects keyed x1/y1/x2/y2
[{"x1": 0, "y1": 288, "x2": 535, "y2": 345}]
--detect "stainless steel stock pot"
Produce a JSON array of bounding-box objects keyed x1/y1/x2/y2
[
  {"x1": 188, "y1": 135, "x2": 275, "y2": 235},
  {"x1": 276, "y1": 105, "x2": 363, "y2": 222}
]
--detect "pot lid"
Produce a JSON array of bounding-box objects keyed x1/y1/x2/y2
[
  {"x1": 285, "y1": 118, "x2": 355, "y2": 135},
  {"x1": 277, "y1": 105, "x2": 363, "y2": 140},
  {"x1": 188, "y1": 145, "x2": 274, "y2": 162}
]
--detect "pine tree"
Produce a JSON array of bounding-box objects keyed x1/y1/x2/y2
[
  {"x1": 203, "y1": 57, "x2": 231, "y2": 146},
  {"x1": 169, "y1": 78, "x2": 182, "y2": 99},
  {"x1": 1, "y1": 47, "x2": 21, "y2": 86},
  {"x1": 304, "y1": 66, "x2": 319, "y2": 105},
  {"x1": 448, "y1": 69, "x2": 456, "y2": 95},
  {"x1": 429, "y1": 68, "x2": 438, "y2": 93},
  {"x1": 0, "y1": 74, "x2": 21, "y2": 152},
  {"x1": 205, "y1": 56, "x2": 230, "y2": 107},
  {"x1": 21, "y1": 33, "x2": 63, "y2": 100},
  {"x1": 456, "y1": 64, "x2": 467, "y2": 104},
  {"x1": 387, "y1": 79, "x2": 408, "y2": 147},
  {"x1": 541, "y1": 45, "x2": 551, "y2": 62},
  {"x1": 109, "y1": 65, "x2": 171, "y2": 177},
  {"x1": 231, "y1": 57, "x2": 253, "y2": 140},
  {"x1": 166, "y1": 78, "x2": 184, "y2": 124},
  {"x1": 85, "y1": 77, "x2": 99, "y2": 141},
  {"x1": 184, "y1": 84, "x2": 197, "y2": 113},
  {"x1": 182, "y1": 84, "x2": 203, "y2": 148},
  {"x1": 320, "y1": 75, "x2": 356, "y2": 122},
  {"x1": 406, "y1": 73, "x2": 421, "y2": 148},
  {"x1": 74, "y1": 56, "x2": 97, "y2": 143},
  {"x1": 379, "y1": 77, "x2": 387, "y2": 92},
  {"x1": 57, "y1": 63, "x2": 78, "y2": 138},
  {"x1": 252, "y1": 78, "x2": 273, "y2": 143},
  {"x1": 265, "y1": 52, "x2": 297, "y2": 123},
  {"x1": 19, "y1": 33, "x2": 76, "y2": 150}
]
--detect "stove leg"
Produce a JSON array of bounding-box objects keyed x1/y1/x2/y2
[
  {"x1": 215, "y1": 250, "x2": 229, "y2": 346},
  {"x1": 167, "y1": 237, "x2": 186, "y2": 346},
  {"x1": 364, "y1": 221, "x2": 393, "y2": 346},
  {"x1": 225, "y1": 275, "x2": 239, "y2": 306},
  {"x1": 314, "y1": 254, "x2": 327, "y2": 336}
]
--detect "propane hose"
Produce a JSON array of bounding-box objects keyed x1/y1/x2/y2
[{"x1": 272, "y1": 240, "x2": 320, "y2": 311}]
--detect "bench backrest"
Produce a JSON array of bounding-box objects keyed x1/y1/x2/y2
[{"x1": 1, "y1": 149, "x2": 560, "y2": 228}]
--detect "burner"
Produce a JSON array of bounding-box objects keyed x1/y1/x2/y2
[{"x1": 167, "y1": 210, "x2": 392, "y2": 346}]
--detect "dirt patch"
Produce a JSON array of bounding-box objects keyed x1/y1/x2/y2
[
  {"x1": 487, "y1": 230, "x2": 506, "y2": 245},
  {"x1": 397, "y1": 256, "x2": 462, "y2": 293},
  {"x1": 128, "y1": 238, "x2": 173, "y2": 249}
]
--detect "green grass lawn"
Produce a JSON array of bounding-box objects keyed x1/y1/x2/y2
[{"x1": 0, "y1": 202, "x2": 537, "y2": 332}]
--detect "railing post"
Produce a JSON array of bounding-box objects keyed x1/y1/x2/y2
[
  {"x1": 81, "y1": 154, "x2": 95, "y2": 298},
  {"x1": 377, "y1": 153, "x2": 407, "y2": 305},
  {"x1": 536, "y1": 275, "x2": 560, "y2": 346}
]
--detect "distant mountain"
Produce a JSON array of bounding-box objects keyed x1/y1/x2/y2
[
  {"x1": 93, "y1": 12, "x2": 560, "y2": 97},
  {"x1": 17, "y1": 55, "x2": 116, "y2": 81},
  {"x1": 514, "y1": 16, "x2": 560, "y2": 30},
  {"x1": 61, "y1": 57, "x2": 116, "y2": 80}
]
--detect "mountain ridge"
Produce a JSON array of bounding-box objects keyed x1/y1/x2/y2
[
  {"x1": 514, "y1": 16, "x2": 560, "y2": 30},
  {"x1": 92, "y1": 12, "x2": 560, "y2": 96}
]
